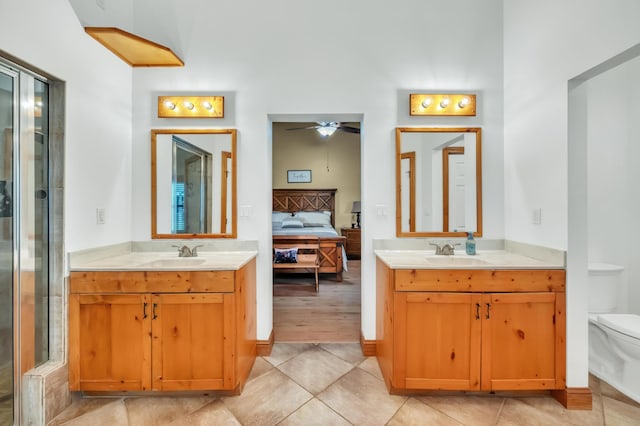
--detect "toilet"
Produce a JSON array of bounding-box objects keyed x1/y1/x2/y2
[{"x1": 588, "y1": 262, "x2": 640, "y2": 403}]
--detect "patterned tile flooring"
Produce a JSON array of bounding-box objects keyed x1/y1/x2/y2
[{"x1": 46, "y1": 343, "x2": 640, "y2": 425}]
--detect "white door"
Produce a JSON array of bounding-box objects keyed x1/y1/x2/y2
[{"x1": 448, "y1": 154, "x2": 466, "y2": 231}]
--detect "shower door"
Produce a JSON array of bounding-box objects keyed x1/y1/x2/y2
[{"x1": 0, "y1": 61, "x2": 51, "y2": 426}]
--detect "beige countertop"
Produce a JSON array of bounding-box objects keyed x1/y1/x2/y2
[
  {"x1": 69, "y1": 250, "x2": 258, "y2": 271},
  {"x1": 374, "y1": 249, "x2": 565, "y2": 270}
]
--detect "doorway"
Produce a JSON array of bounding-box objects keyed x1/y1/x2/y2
[{"x1": 271, "y1": 119, "x2": 362, "y2": 342}]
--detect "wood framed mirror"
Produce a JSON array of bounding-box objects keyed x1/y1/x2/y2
[
  {"x1": 151, "y1": 128, "x2": 237, "y2": 239},
  {"x1": 396, "y1": 127, "x2": 482, "y2": 237}
]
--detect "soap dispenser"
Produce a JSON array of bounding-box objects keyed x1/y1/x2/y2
[{"x1": 465, "y1": 231, "x2": 476, "y2": 255}]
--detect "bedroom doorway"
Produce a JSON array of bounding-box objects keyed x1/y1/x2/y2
[{"x1": 271, "y1": 118, "x2": 362, "y2": 343}]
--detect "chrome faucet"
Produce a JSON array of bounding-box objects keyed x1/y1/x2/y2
[
  {"x1": 429, "y1": 241, "x2": 460, "y2": 256},
  {"x1": 172, "y1": 244, "x2": 204, "y2": 257}
]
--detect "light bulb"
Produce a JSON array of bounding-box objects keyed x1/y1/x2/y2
[
  {"x1": 202, "y1": 101, "x2": 213, "y2": 110},
  {"x1": 440, "y1": 97, "x2": 450, "y2": 108},
  {"x1": 458, "y1": 97, "x2": 470, "y2": 108},
  {"x1": 164, "y1": 101, "x2": 176, "y2": 110},
  {"x1": 421, "y1": 97, "x2": 432, "y2": 108},
  {"x1": 184, "y1": 101, "x2": 194, "y2": 110}
]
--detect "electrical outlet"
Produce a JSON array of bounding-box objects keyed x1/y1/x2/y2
[
  {"x1": 96, "y1": 208, "x2": 106, "y2": 225},
  {"x1": 532, "y1": 207, "x2": 542, "y2": 225}
]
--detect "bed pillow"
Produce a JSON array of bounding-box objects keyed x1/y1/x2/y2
[
  {"x1": 294, "y1": 211, "x2": 332, "y2": 227},
  {"x1": 274, "y1": 247, "x2": 298, "y2": 263},
  {"x1": 272, "y1": 211, "x2": 292, "y2": 223},
  {"x1": 281, "y1": 218, "x2": 304, "y2": 228}
]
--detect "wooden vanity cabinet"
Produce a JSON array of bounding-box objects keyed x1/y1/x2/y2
[
  {"x1": 376, "y1": 259, "x2": 566, "y2": 394},
  {"x1": 68, "y1": 259, "x2": 256, "y2": 393}
]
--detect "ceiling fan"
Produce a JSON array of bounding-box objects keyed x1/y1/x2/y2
[{"x1": 286, "y1": 121, "x2": 360, "y2": 137}]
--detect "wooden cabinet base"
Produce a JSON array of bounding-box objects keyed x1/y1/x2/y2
[
  {"x1": 375, "y1": 259, "x2": 570, "y2": 405},
  {"x1": 69, "y1": 259, "x2": 256, "y2": 394}
]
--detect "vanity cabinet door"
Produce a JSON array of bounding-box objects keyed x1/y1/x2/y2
[
  {"x1": 151, "y1": 293, "x2": 235, "y2": 391},
  {"x1": 394, "y1": 292, "x2": 482, "y2": 390},
  {"x1": 481, "y1": 292, "x2": 566, "y2": 391},
  {"x1": 68, "y1": 294, "x2": 152, "y2": 391}
]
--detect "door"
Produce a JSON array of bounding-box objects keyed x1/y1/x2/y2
[
  {"x1": 151, "y1": 293, "x2": 234, "y2": 391},
  {"x1": 443, "y1": 147, "x2": 465, "y2": 232},
  {"x1": 172, "y1": 138, "x2": 210, "y2": 234},
  {"x1": 400, "y1": 152, "x2": 416, "y2": 232},
  {"x1": 394, "y1": 292, "x2": 481, "y2": 390},
  {"x1": 68, "y1": 294, "x2": 152, "y2": 391},
  {"x1": 220, "y1": 151, "x2": 231, "y2": 234},
  {"x1": 0, "y1": 63, "x2": 51, "y2": 425},
  {"x1": 481, "y1": 292, "x2": 565, "y2": 391}
]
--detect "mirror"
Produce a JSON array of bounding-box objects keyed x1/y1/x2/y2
[
  {"x1": 151, "y1": 129, "x2": 237, "y2": 238},
  {"x1": 395, "y1": 127, "x2": 482, "y2": 237}
]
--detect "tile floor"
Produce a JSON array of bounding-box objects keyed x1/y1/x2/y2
[{"x1": 48, "y1": 343, "x2": 640, "y2": 425}]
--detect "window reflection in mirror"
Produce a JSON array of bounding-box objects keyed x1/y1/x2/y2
[
  {"x1": 395, "y1": 127, "x2": 482, "y2": 237},
  {"x1": 151, "y1": 129, "x2": 236, "y2": 238}
]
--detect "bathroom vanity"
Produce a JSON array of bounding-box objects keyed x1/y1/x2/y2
[
  {"x1": 375, "y1": 250, "x2": 566, "y2": 397},
  {"x1": 68, "y1": 247, "x2": 257, "y2": 394}
]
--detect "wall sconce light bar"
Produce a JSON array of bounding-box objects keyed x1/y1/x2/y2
[
  {"x1": 158, "y1": 96, "x2": 224, "y2": 118},
  {"x1": 410, "y1": 93, "x2": 476, "y2": 116}
]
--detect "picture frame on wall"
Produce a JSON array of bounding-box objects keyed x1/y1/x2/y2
[{"x1": 287, "y1": 169, "x2": 312, "y2": 183}]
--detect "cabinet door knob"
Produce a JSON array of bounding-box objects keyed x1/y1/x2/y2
[
  {"x1": 475, "y1": 303, "x2": 480, "y2": 320},
  {"x1": 153, "y1": 303, "x2": 158, "y2": 320},
  {"x1": 485, "y1": 303, "x2": 491, "y2": 319},
  {"x1": 143, "y1": 302, "x2": 148, "y2": 319}
]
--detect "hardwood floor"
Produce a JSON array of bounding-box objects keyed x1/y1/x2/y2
[{"x1": 273, "y1": 260, "x2": 361, "y2": 342}]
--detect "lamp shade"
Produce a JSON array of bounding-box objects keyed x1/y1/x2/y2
[{"x1": 351, "y1": 201, "x2": 361, "y2": 213}]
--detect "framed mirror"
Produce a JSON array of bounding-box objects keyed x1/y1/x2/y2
[
  {"x1": 151, "y1": 128, "x2": 237, "y2": 239},
  {"x1": 395, "y1": 127, "x2": 482, "y2": 237}
]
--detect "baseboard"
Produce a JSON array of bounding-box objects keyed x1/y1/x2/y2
[
  {"x1": 256, "y1": 330, "x2": 274, "y2": 356},
  {"x1": 551, "y1": 387, "x2": 592, "y2": 410},
  {"x1": 360, "y1": 332, "x2": 376, "y2": 357}
]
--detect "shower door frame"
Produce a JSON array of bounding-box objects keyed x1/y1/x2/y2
[{"x1": 0, "y1": 56, "x2": 65, "y2": 426}]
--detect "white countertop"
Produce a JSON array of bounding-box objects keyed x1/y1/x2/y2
[
  {"x1": 374, "y1": 249, "x2": 565, "y2": 270},
  {"x1": 70, "y1": 251, "x2": 258, "y2": 271}
]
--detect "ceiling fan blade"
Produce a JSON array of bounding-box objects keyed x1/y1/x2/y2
[
  {"x1": 286, "y1": 125, "x2": 320, "y2": 131},
  {"x1": 337, "y1": 125, "x2": 360, "y2": 134}
]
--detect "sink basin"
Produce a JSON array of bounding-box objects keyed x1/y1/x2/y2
[
  {"x1": 141, "y1": 258, "x2": 208, "y2": 268},
  {"x1": 424, "y1": 256, "x2": 490, "y2": 267}
]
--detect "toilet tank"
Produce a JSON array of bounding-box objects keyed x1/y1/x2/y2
[{"x1": 588, "y1": 262, "x2": 624, "y2": 313}]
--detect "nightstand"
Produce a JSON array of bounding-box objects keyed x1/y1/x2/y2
[{"x1": 341, "y1": 227, "x2": 361, "y2": 260}]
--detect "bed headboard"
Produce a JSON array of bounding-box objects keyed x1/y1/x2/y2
[{"x1": 273, "y1": 188, "x2": 337, "y2": 228}]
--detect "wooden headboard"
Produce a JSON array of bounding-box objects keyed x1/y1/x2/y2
[{"x1": 273, "y1": 188, "x2": 337, "y2": 228}]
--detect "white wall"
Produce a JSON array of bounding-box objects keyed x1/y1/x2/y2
[
  {"x1": 587, "y1": 56, "x2": 640, "y2": 315},
  {"x1": 504, "y1": 0, "x2": 640, "y2": 387},
  {"x1": 0, "y1": 0, "x2": 133, "y2": 253},
  {"x1": 129, "y1": 0, "x2": 504, "y2": 342}
]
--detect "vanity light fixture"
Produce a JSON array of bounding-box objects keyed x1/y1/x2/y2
[
  {"x1": 409, "y1": 93, "x2": 476, "y2": 116},
  {"x1": 157, "y1": 96, "x2": 224, "y2": 118}
]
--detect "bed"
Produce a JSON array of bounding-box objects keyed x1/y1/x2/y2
[{"x1": 272, "y1": 188, "x2": 347, "y2": 281}]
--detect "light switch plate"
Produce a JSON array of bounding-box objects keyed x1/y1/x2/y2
[
  {"x1": 96, "y1": 208, "x2": 106, "y2": 225},
  {"x1": 532, "y1": 207, "x2": 542, "y2": 225}
]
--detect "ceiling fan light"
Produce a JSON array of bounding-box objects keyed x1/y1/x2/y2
[{"x1": 317, "y1": 126, "x2": 337, "y2": 137}]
